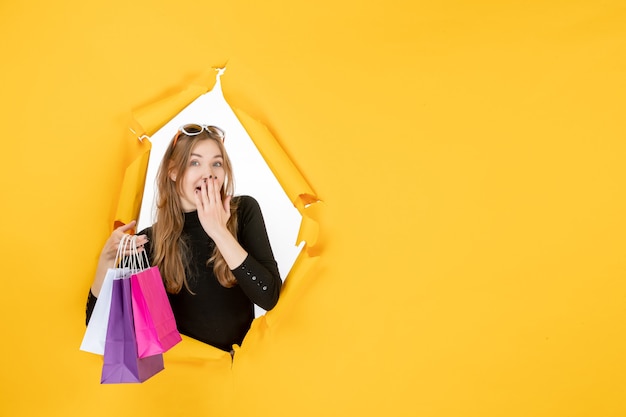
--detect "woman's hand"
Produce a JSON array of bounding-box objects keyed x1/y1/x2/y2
[
  {"x1": 194, "y1": 176, "x2": 248, "y2": 269},
  {"x1": 194, "y1": 176, "x2": 232, "y2": 240},
  {"x1": 99, "y1": 221, "x2": 148, "y2": 266},
  {"x1": 91, "y1": 220, "x2": 148, "y2": 297}
]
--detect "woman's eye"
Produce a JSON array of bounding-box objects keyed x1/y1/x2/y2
[
  {"x1": 190, "y1": 160, "x2": 200, "y2": 167},
  {"x1": 213, "y1": 161, "x2": 223, "y2": 167}
]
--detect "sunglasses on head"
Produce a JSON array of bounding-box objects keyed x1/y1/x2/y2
[{"x1": 172, "y1": 124, "x2": 225, "y2": 147}]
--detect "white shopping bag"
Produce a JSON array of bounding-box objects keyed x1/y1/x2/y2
[{"x1": 80, "y1": 235, "x2": 135, "y2": 355}]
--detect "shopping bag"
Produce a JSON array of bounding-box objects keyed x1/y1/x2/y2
[
  {"x1": 101, "y1": 275, "x2": 164, "y2": 384},
  {"x1": 80, "y1": 235, "x2": 133, "y2": 355},
  {"x1": 130, "y1": 271, "x2": 162, "y2": 358},
  {"x1": 131, "y1": 266, "x2": 181, "y2": 358}
]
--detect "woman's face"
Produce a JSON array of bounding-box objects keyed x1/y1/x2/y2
[{"x1": 174, "y1": 139, "x2": 225, "y2": 212}]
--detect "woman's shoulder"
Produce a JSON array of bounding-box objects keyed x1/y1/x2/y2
[
  {"x1": 233, "y1": 194, "x2": 260, "y2": 210},
  {"x1": 137, "y1": 225, "x2": 154, "y2": 238},
  {"x1": 233, "y1": 195, "x2": 263, "y2": 224}
]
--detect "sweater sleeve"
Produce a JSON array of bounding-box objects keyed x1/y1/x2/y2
[
  {"x1": 231, "y1": 196, "x2": 282, "y2": 310},
  {"x1": 85, "y1": 290, "x2": 97, "y2": 325}
]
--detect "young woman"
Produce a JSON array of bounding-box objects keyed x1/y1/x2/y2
[{"x1": 86, "y1": 124, "x2": 282, "y2": 352}]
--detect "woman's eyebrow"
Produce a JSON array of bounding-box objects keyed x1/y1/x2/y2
[{"x1": 190, "y1": 153, "x2": 223, "y2": 159}]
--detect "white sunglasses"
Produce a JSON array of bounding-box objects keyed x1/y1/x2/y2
[{"x1": 173, "y1": 124, "x2": 225, "y2": 147}]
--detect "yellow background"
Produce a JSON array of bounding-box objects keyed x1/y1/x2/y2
[{"x1": 1, "y1": 1, "x2": 625, "y2": 416}]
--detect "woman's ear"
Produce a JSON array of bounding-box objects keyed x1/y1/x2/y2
[{"x1": 169, "y1": 170, "x2": 177, "y2": 182}]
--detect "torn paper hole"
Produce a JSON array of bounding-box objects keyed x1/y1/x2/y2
[{"x1": 136, "y1": 73, "x2": 304, "y2": 317}]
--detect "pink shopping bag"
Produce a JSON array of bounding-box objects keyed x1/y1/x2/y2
[
  {"x1": 131, "y1": 272, "x2": 163, "y2": 358},
  {"x1": 131, "y1": 266, "x2": 181, "y2": 358}
]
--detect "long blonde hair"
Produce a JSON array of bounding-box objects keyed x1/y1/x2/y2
[{"x1": 152, "y1": 128, "x2": 239, "y2": 293}]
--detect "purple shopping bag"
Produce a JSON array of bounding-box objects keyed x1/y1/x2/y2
[
  {"x1": 101, "y1": 277, "x2": 164, "y2": 384},
  {"x1": 131, "y1": 266, "x2": 181, "y2": 358}
]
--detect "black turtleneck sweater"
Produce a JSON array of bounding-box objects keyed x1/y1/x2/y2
[{"x1": 86, "y1": 195, "x2": 282, "y2": 352}]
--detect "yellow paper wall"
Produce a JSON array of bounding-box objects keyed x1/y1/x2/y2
[{"x1": 1, "y1": 1, "x2": 625, "y2": 416}]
